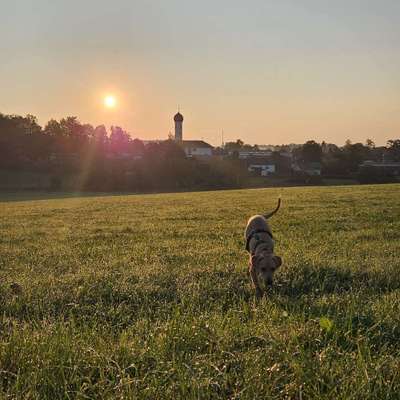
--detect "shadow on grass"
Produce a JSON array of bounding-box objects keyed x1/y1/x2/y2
[
  {"x1": 1, "y1": 268, "x2": 251, "y2": 328},
  {"x1": 0, "y1": 191, "x2": 137, "y2": 203},
  {"x1": 278, "y1": 264, "x2": 400, "y2": 298},
  {"x1": 2, "y1": 263, "x2": 399, "y2": 348},
  {"x1": 271, "y1": 264, "x2": 400, "y2": 351}
]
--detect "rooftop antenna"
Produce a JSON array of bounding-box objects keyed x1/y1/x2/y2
[{"x1": 221, "y1": 129, "x2": 224, "y2": 147}]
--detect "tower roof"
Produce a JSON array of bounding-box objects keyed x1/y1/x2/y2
[{"x1": 174, "y1": 112, "x2": 184, "y2": 122}]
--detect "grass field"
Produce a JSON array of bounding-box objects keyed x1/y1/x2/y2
[{"x1": 1, "y1": 185, "x2": 400, "y2": 399}]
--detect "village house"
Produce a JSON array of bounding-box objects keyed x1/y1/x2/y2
[
  {"x1": 238, "y1": 150, "x2": 272, "y2": 159},
  {"x1": 244, "y1": 155, "x2": 276, "y2": 176},
  {"x1": 304, "y1": 162, "x2": 322, "y2": 176},
  {"x1": 359, "y1": 160, "x2": 400, "y2": 176},
  {"x1": 180, "y1": 140, "x2": 213, "y2": 157},
  {"x1": 292, "y1": 160, "x2": 322, "y2": 176},
  {"x1": 173, "y1": 112, "x2": 213, "y2": 157}
]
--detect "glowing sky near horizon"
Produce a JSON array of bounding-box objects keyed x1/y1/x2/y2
[{"x1": 0, "y1": 0, "x2": 399, "y2": 145}]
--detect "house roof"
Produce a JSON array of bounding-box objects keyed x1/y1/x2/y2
[
  {"x1": 246, "y1": 156, "x2": 275, "y2": 165},
  {"x1": 238, "y1": 151, "x2": 272, "y2": 159},
  {"x1": 180, "y1": 140, "x2": 213, "y2": 149},
  {"x1": 361, "y1": 161, "x2": 400, "y2": 168}
]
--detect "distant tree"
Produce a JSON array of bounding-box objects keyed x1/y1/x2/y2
[
  {"x1": 366, "y1": 138, "x2": 375, "y2": 149},
  {"x1": 44, "y1": 119, "x2": 65, "y2": 137},
  {"x1": 20, "y1": 114, "x2": 47, "y2": 161},
  {"x1": 224, "y1": 139, "x2": 261, "y2": 154},
  {"x1": 161, "y1": 139, "x2": 186, "y2": 159},
  {"x1": 322, "y1": 141, "x2": 375, "y2": 175},
  {"x1": 35, "y1": 115, "x2": 97, "y2": 157},
  {"x1": 93, "y1": 125, "x2": 108, "y2": 145},
  {"x1": 321, "y1": 143, "x2": 345, "y2": 175},
  {"x1": 298, "y1": 140, "x2": 322, "y2": 163},
  {"x1": 0, "y1": 113, "x2": 46, "y2": 167},
  {"x1": 387, "y1": 139, "x2": 400, "y2": 161},
  {"x1": 387, "y1": 139, "x2": 400, "y2": 148},
  {"x1": 276, "y1": 144, "x2": 294, "y2": 153},
  {"x1": 88, "y1": 125, "x2": 108, "y2": 158},
  {"x1": 82, "y1": 123, "x2": 94, "y2": 139},
  {"x1": 130, "y1": 138, "x2": 145, "y2": 156},
  {"x1": 62, "y1": 117, "x2": 90, "y2": 140},
  {"x1": 224, "y1": 139, "x2": 244, "y2": 153},
  {"x1": 212, "y1": 146, "x2": 225, "y2": 156},
  {"x1": 236, "y1": 139, "x2": 244, "y2": 147},
  {"x1": 44, "y1": 119, "x2": 67, "y2": 155},
  {"x1": 109, "y1": 126, "x2": 130, "y2": 154},
  {"x1": 144, "y1": 139, "x2": 185, "y2": 161},
  {"x1": 242, "y1": 143, "x2": 259, "y2": 151},
  {"x1": 343, "y1": 142, "x2": 371, "y2": 172},
  {"x1": 22, "y1": 114, "x2": 42, "y2": 135}
]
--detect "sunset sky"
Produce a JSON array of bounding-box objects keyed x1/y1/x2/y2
[{"x1": 1, "y1": 0, "x2": 399, "y2": 146}]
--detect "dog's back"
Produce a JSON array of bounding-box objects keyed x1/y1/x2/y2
[
  {"x1": 245, "y1": 215, "x2": 271, "y2": 241},
  {"x1": 245, "y1": 215, "x2": 273, "y2": 253},
  {"x1": 244, "y1": 198, "x2": 281, "y2": 254}
]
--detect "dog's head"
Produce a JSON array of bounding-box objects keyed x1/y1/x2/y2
[{"x1": 251, "y1": 252, "x2": 282, "y2": 286}]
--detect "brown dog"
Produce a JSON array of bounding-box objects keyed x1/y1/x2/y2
[{"x1": 245, "y1": 198, "x2": 282, "y2": 297}]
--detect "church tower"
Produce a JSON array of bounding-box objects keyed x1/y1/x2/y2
[{"x1": 174, "y1": 111, "x2": 183, "y2": 141}]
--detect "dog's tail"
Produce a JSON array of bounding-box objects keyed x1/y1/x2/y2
[{"x1": 263, "y1": 197, "x2": 281, "y2": 219}]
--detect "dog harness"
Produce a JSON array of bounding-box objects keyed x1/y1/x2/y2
[{"x1": 246, "y1": 229, "x2": 274, "y2": 252}]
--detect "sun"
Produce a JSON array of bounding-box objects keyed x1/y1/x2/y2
[{"x1": 104, "y1": 95, "x2": 116, "y2": 108}]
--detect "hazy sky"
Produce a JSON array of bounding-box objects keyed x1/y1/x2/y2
[{"x1": 1, "y1": 0, "x2": 399, "y2": 145}]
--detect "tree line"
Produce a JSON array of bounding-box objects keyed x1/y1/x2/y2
[
  {"x1": 222, "y1": 137, "x2": 400, "y2": 183},
  {"x1": 295, "y1": 139, "x2": 399, "y2": 172},
  {"x1": 0, "y1": 113, "x2": 245, "y2": 191},
  {"x1": 1, "y1": 112, "x2": 399, "y2": 191},
  {"x1": 289, "y1": 139, "x2": 400, "y2": 183}
]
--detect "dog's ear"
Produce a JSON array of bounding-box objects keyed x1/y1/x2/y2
[{"x1": 273, "y1": 255, "x2": 282, "y2": 269}]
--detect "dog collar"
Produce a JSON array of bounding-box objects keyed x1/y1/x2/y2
[{"x1": 246, "y1": 229, "x2": 273, "y2": 252}]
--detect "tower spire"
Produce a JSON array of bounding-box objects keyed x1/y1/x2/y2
[{"x1": 174, "y1": 110, "x2": 184, "y2": 141}]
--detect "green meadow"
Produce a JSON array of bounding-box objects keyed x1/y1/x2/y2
[{"x1": 1, "y1": 185, "x2": 399, "y2": 399}]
